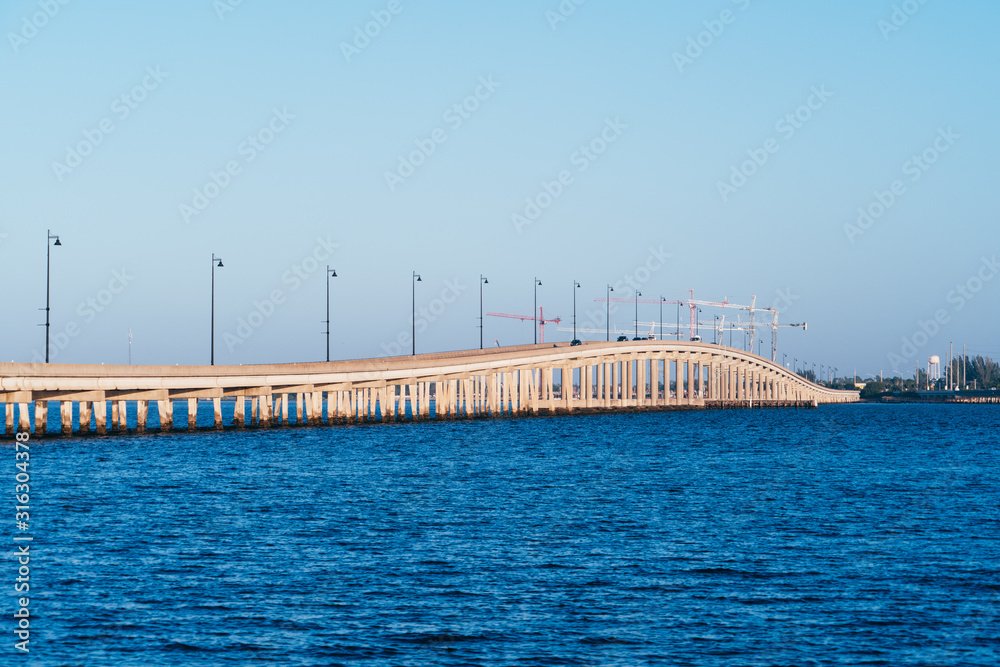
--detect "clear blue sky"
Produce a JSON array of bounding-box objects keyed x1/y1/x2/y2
[{"x1": 2, "y1": 0, "x2": 997, "y2": 378}]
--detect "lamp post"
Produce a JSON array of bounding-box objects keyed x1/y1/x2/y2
[
  {"x1": 794, "y1": 357, "x2": 798, "y2": 374},
  {"x1": 714, "y1": 315, "x2": 719, "y2": 345},
  {"x1": 479, "y1": 274, "x2": 488, "y2": 349},
  {"x1": 43, "y1": 229, "x2": 62, "y2": 363},
  {"x1": 696, "y1": 308, "x2": 702, "y2": 339},
  {"x1": 783, "y1": 353, "x2": 787, "y2": 369},
  {"x1": 572, "y1": 280, "x2": 581, "y2": 342},
  {"x1": 676, "y1": 301, "x2": 682, "y2": 340},
  {"x1": 634, "y1": 290, "x2": 641, "y2": 340},
  {"x1": 211, "y1": 254, "x2": 223, "y2": 365},
  {"x1": 606, "y1": 284, "x2": 614, "y2": 341},
  {"x1": 412, "y1": 271, "x2": 421, "y2": 355},
  {"x1": 325, "y1": 266, "x2": 337, "y2": 362},
  {"x1": 660, "y1": 297, "x2": 665, "y2": 342},
  {"x1": 534, "y1": 278, "x2": 542, "y2": 344}
]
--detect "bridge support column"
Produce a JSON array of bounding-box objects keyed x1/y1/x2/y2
[
  {"x1": 211, "y1": 398, "x2": 222, "y2": 430},
  {"x1": 342, "y1": 391, "x2": 353, "y2": 424},
  {"x1": 5, "y1": 403, "x2": 12, "y2": 435},
  {"x1": 305, "y1": 392, "x2": 315, "y2": 425},
  {"x1": 35, "y1": 401, "x2": 47, "y2": 436},
  {"x1": 93, "y1": 402, "x2": 106, "y2": 435},
  {"x1": 79, "y1": 401, "x2": 91, "y2": 434},
  {"x1": 110, "y1": 401, "x2": 120, "y2": 433},
  {"x1": 233, "y1": 397, "x2": 245, "y2": 428},
  {"x1": 186, "y1": 399, "x2": 197, "y2": 430},
  {"x1": 262, "y1": 395, "x2": 273, "y2": 427},
  {"x1": 684, "y1": 358, "x2": 693, "y2": 406},
  {"x1": 60, "y1": 401, "x2": 73, "y2": 435},
  {"x1": 662, "y1": 358, "x2": 670, "y2": 407},
  {"x1": 136, "y1": 401, "x2": 148, "y2": 433},
  {"x1": 18, "y1": 404, "x2": 31, "y2": 435},
  {"x1": 157, "y1": 400, "x2": 171, "y2": 430}
]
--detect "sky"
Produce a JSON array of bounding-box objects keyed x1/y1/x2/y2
[{"x1": 1, "y1": 0, "x2": 998, "y2": 378}]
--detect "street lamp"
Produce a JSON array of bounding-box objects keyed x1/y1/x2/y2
[
  {"x1": 211, "y1": 254, "x2": 223, "y2": 365},
  {"x1": 325, "y1": 266, "x2": 337, "y2": 362},
  {"x1": 534, "y1": 278, "x2": 542, "y2": 345},
  {"x1": 412, "y1": 271, "x2": 421, "y2": 355},
  {"x1": 714, "y1": 315, "x2": 719, "y2": 345},
  {"x1": 696, "y1": 308, "x2": 702, "y2": 339},
  {"x1": 572, "y1": 280, "x2": 581, "y2": 342},
  {"x1": 43, "y1": 229, "x2": 62, "y2": 363},
  {"x1": 606, "y1": 284, "x2": 614, "y2": 341},
  {"x1": 660, "y1": 297, "x2": 666, "y2": 342},
  {"x1": 758, "y1": 338, "x2": 762, "y2": 356},
  {"x1": 479, "y1": 274, "x2": 488, "y2": 349},
  {"x1": 634, "y1": 290, "x2": 642, "y2": 340},
  {"x1": 783, "y1": 353, "x2": 787, "y2": 369},
  {"x1": 676, "y1": 301, "x2": 682, "y2": 340}
]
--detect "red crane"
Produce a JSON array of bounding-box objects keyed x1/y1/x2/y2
[{"x1": 487, "y1": 308, "x2": 562, "y2": 344}]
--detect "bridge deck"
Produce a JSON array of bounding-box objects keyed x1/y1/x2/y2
[{"x1": 1, "y1": 341, "x2": 858, "y2": 438}]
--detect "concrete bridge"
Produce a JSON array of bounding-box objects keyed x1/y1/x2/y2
[{"x1": 0, "y1": 340, "x2": 858, "y2": 438}]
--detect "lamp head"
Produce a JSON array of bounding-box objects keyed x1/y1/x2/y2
[
  {"x1": 53, "y1": 237, "x2": 61, "y2": 246},
  {"x1": 217, "y1": 260, "x2": 224, "y2": 268},
  {"x1": 331, "y1": 269, "x2": 338, "y2": 277}
]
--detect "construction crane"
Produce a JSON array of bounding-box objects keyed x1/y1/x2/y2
[
  {"x1": 595, "y1": 292, "x2": 749, "y2": 341},
  {"x1": 720, "y1": 317, "x2": 807, "y2": 360},
  {"x1": 487, "y1": 308, "x2": 562, "y2": 344},
  {"x1": 593, "y1": 291, "x2": 807, "y2": 361}
]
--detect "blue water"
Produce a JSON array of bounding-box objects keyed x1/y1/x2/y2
[{"x1": 10, "y1": 404, "x2": 1000, "y2": 665}]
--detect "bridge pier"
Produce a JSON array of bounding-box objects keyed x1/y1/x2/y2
[
  {"x1": 79, "y1": 401, "x2": 91, "y2": 434},
  {"x1": 136, "y1": 401, "x2": 147, "y2": 433},
  {"x1": 158, "y1": 400, "x2": 172, "y2": 431}
]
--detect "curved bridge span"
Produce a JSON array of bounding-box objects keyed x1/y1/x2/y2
[{"x1": 1, "y1": 341, "x2": 858, "y2": 437}]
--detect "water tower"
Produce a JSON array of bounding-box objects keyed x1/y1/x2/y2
[{"x1": 928, "y1": 355, "x2": 941, "y2": 383}]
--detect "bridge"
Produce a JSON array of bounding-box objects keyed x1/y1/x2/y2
[{"x1": 0, "y1": 340, "x2": 858, "y2": 438}]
